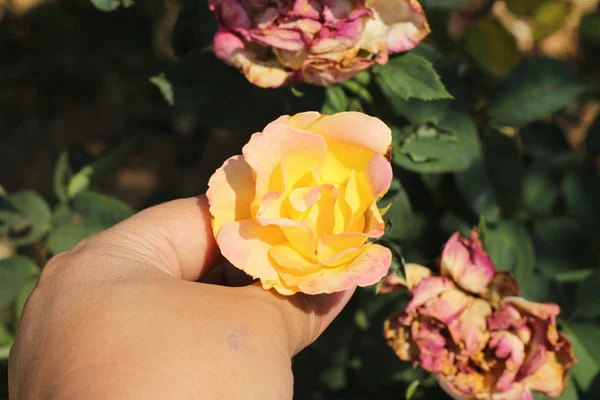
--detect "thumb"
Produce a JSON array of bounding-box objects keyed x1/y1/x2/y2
[{"x1": 243, "y1": 283, "x2": 356, "y2": 356}]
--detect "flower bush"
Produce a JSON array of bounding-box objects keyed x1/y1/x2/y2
[
  {"x1": 209, "y1": 0, "x2": 430, "y2": 87},
  {"x1": 384, "y1": 230, "x2": 577, "y2": 400}
]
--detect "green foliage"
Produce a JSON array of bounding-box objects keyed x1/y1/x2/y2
[
  {"x1": 7, "y1": 1, "x2": 600, "y2": 399},
  {"x1": 0, "y1": 191, "x2": 52, "y2": 246},
  {"x1": 373, "y1": 53, "x2": 452, "y2": 102},
  {"x1": 490, "y1": 58, "x2": 588, "y2": 127}
]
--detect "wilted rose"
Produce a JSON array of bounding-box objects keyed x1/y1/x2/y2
[
  {"x1": 209, "y1": 0, "x2": 430, "y2": 88},
  {"x1": 206, "y1": 111, "x2": 393, "y2": 295},
  {"x1": 383, "y1": 229, "x2": 577, "y2": 400}
]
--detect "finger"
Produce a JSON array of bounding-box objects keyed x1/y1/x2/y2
[
  {"x1": 91, "y1": 196, "x2": 220, "y2": 281},
  {"x1": 244, "y1": 284, "x2": 357, "y2": 356}
]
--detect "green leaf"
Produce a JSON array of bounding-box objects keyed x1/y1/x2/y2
[
  {"x1": 522, "y1": 164, "x2": 559, "y2": 215},
  {"x1": 586, "y1": 115, "x2": 600, "y2": 158},
  {"x1": 406, "y1": 380, "x2": 421, "y2": 400},
  {"x1": 562, "y1": 170, "x2": 600, "y2": 234},
  {"x1": 47, "y1": 192, "x2": 134, "y2": 255},
  {"x1": 520, "y1": 123, "x2": 582, "y2": 167},
  {"x1": 53, "y1": 151, "x2": 70, "y2": 202},
  {"x1": 487, "y1": 219, "x2": 536, "y2": 281},
  {"x1": 490, "y1": 58, "x2": 588, "y2": 127},
  {"x1": 47, "y1": 222, "x2": 104, "y2": 256},
  {"x1": 454, "y1": 158, "x2": 501, "y2": 223},
  {"x1": 392, "y1": 113, "x2": 479, "y2": 174},
  {"x1": 0, "y1": 256, "x2": 37, "y2": 308},
  {"x1": 383, "y1": 180, "x2": 417, "y2": 241},
  {"x1": 580, "y1": 11, "x2": 600, "y2": 43},
  {"x1": 505, "y1": 0, "x2": 545, "y2": 16},
  {"x1": 465, "y1": 17, "x2": 521, "y2": 77},
  {"x1": 0, "y1": 191, "x2": 52, "y2": 246},
  {"x1": 531, "y1": 1, "x2": 571, "y2": 41},
  {"x1": 478, "y1": 215, "x2": 489, "y2": 251},
  {"x1": 481, "y1": 131, "x2": 523, "y2": 215},
  {"x1": 561, "y1": 322, "x2": 600, "y2": 391},
  {"x1": 574, "y1": 270, "x2": 600, "y2": 319},
  {"x1": 89, "y1": 0, "x2": 133, "y2": 12},
  {"x1": 149, "y1": 74, "x2": 174, "y2": 106},
  {"x1": 373, "y1": 53, "x2": 452, "y2": 101},
  {"x1": 321, "y1": 85, "x2": 348, "y2": 114}
]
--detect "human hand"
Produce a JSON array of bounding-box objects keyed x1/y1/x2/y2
[{"x1": 8, "y1": 196, "x2": 355, "y2": 399}]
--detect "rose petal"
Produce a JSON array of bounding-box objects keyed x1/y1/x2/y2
[
  {"x1": 317, "y1": 232, "x2": 367, "y2": 263},
  {"x1": 209, "y1": 0, "x2": 251, "y2": 33},
  {"x1": 277, "y1": 243, "x2": 391, "y2": 294},
  {"x1": 489, "y1": 331, "x2": 526, "y2": 391},
  {"x1": 405, "y1": 277, "x2": 455, "y2": 314},
  {"x1": 504, "y1": 297, "x2": 561, "y2": 321},
  {"x1": 384, "y1": 314, "x2": 420, "y2": 362},
  {"x1": 360, "y1": 0, "x2": 430, "y2": 55},
  {"x1": 308, "y1": 112, "x2": 391, "y2": 183},
  {"x1": 364, "y1": 152, "x2": 393, "y2": 200},
  {"x1": 447, "y1": 298, "x2": 492, "y2": 356},
  {"x1": 250, "y1": 27, "x2": 307, "y2": 51},
  {"x1": 526, "y1": 351, "x2": 573, "y2": 397},
  {"x1": 242, "y1": 121, "x2": 327, "y2": 211},
  {"x1": 441, "y1": 230, "x2": 495, "y2": 294},
  {"x1": 217, "y1": 219, "x2": 296, "y2": 295},
  {"x1": 270, "y1": 244, "x2": 319, "y2": 273},
  {"x1": 421, "y1": 289, "x2": 470, "y2": 325},
  {"x1": 380, "y1": 263, "x2": 432, "y2": 293},
  {"x1": 207, "y1": 155, "x2": 256, "y2": 235}
]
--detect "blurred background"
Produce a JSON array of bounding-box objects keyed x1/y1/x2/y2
[{"x1": 1, "y1": 0, "x2": 600, "y2": 399}]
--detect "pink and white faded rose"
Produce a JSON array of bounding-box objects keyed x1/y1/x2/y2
[
  {"x1": 209, "y1": 0, "x2": 430, "y2": 87},
  {"x1": 383, "y1": 230, "x2": 577, "y2": 400}
]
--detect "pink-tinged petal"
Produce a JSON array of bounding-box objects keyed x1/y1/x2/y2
[
  {"x1": 441, "y1": 230, "x2": 495, "y2": 294},
  {"x1": 217, "y1": 219, "x2": 296, "y2": 295},
  {"x1": 289, "y1": 186, "x2": 322, "y2": 212},
  {"x1": 525, "y1": 349, "x2": 575, "y2": 398},
  {"x1": 487, "y1": 304, "x2": 523, "y2": 332},
  {"x1": 364, "y1": 152, "x2": 393, "y2": 199},
  {"x1": 491, "y1": 385, "x2": 534, "y2": 400},
  {"x1": 242, "y1": 121, "x2": 327, "y2": 210},
  {"x1": 322, "y1": 0, "x2": 358, "y2": 21},
  {"x1": 380, "y1": 263, "x2": 432, "y2": 293},
  {"x1": 213, "y1": 30, "x2": 247, "y2": 68},
  {"x1": 209, "y1": 0, "x2": 251, "y2": 33},
  {"x1": 363, "y1": 202, "x2": 386, "y2": 238},
  {"x1": 290, "y1": 0, "x2": 322, "y2": 19},
  {"x1": 360, "y1": 0, "x2": 430, "y2": 55},
  {"x1": 253, "y1": 6, "x2": 279, "y2": 29},
  {"x1": 286, "y1": 111, "x2": 324, "y2": 130},
  {"x1": 421, "y1": 289, "x2": 470, "y2": 325},
  {"x1": 207, "y1": 155, "x2": 256, "y2": 235},
  {"x1": 447, "y1": 298, "x2": 492, "y2": 356},
  {"x1": 301, "y1": 56, "x2": 376, "y2": 87},
  {"x1": 243, "y1": 59, "x2": 294, "y2": 88},
  {"x1": 412, "y1": 320, "x2": 448, "y2": 373},
  {"x1": 489, "y1": 331, "x2": 525, "y2": 391},
  {"x1": 309, "y1": 112, "x2": 392, "y2": 155},
  {"x1": 277, "y1": 243, "x2": 391, "y2": 294},
  {"x1": 405, "y1": 277, "x2": 455, "y2": 314},
  {"x1": 213, "y1": 31, "x2": 294, "y2": 88},
  {"x1": 250, "y1": 27, "x2": 307, "y2": 51},
  {"x1": 503, "y1": 297, "x2": 561, "y2": 321},
  {"x1": 311, "y1": 18, "x2": 367, "y2": 54}
]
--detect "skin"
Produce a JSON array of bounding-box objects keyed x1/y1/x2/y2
[{"x1": 8, "y1": 196, "x2": 355, "y2": 399}]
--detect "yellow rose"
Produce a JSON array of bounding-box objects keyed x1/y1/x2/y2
[{"x1": 206, "y1": 111, "x2": 393, "y2": 295}]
